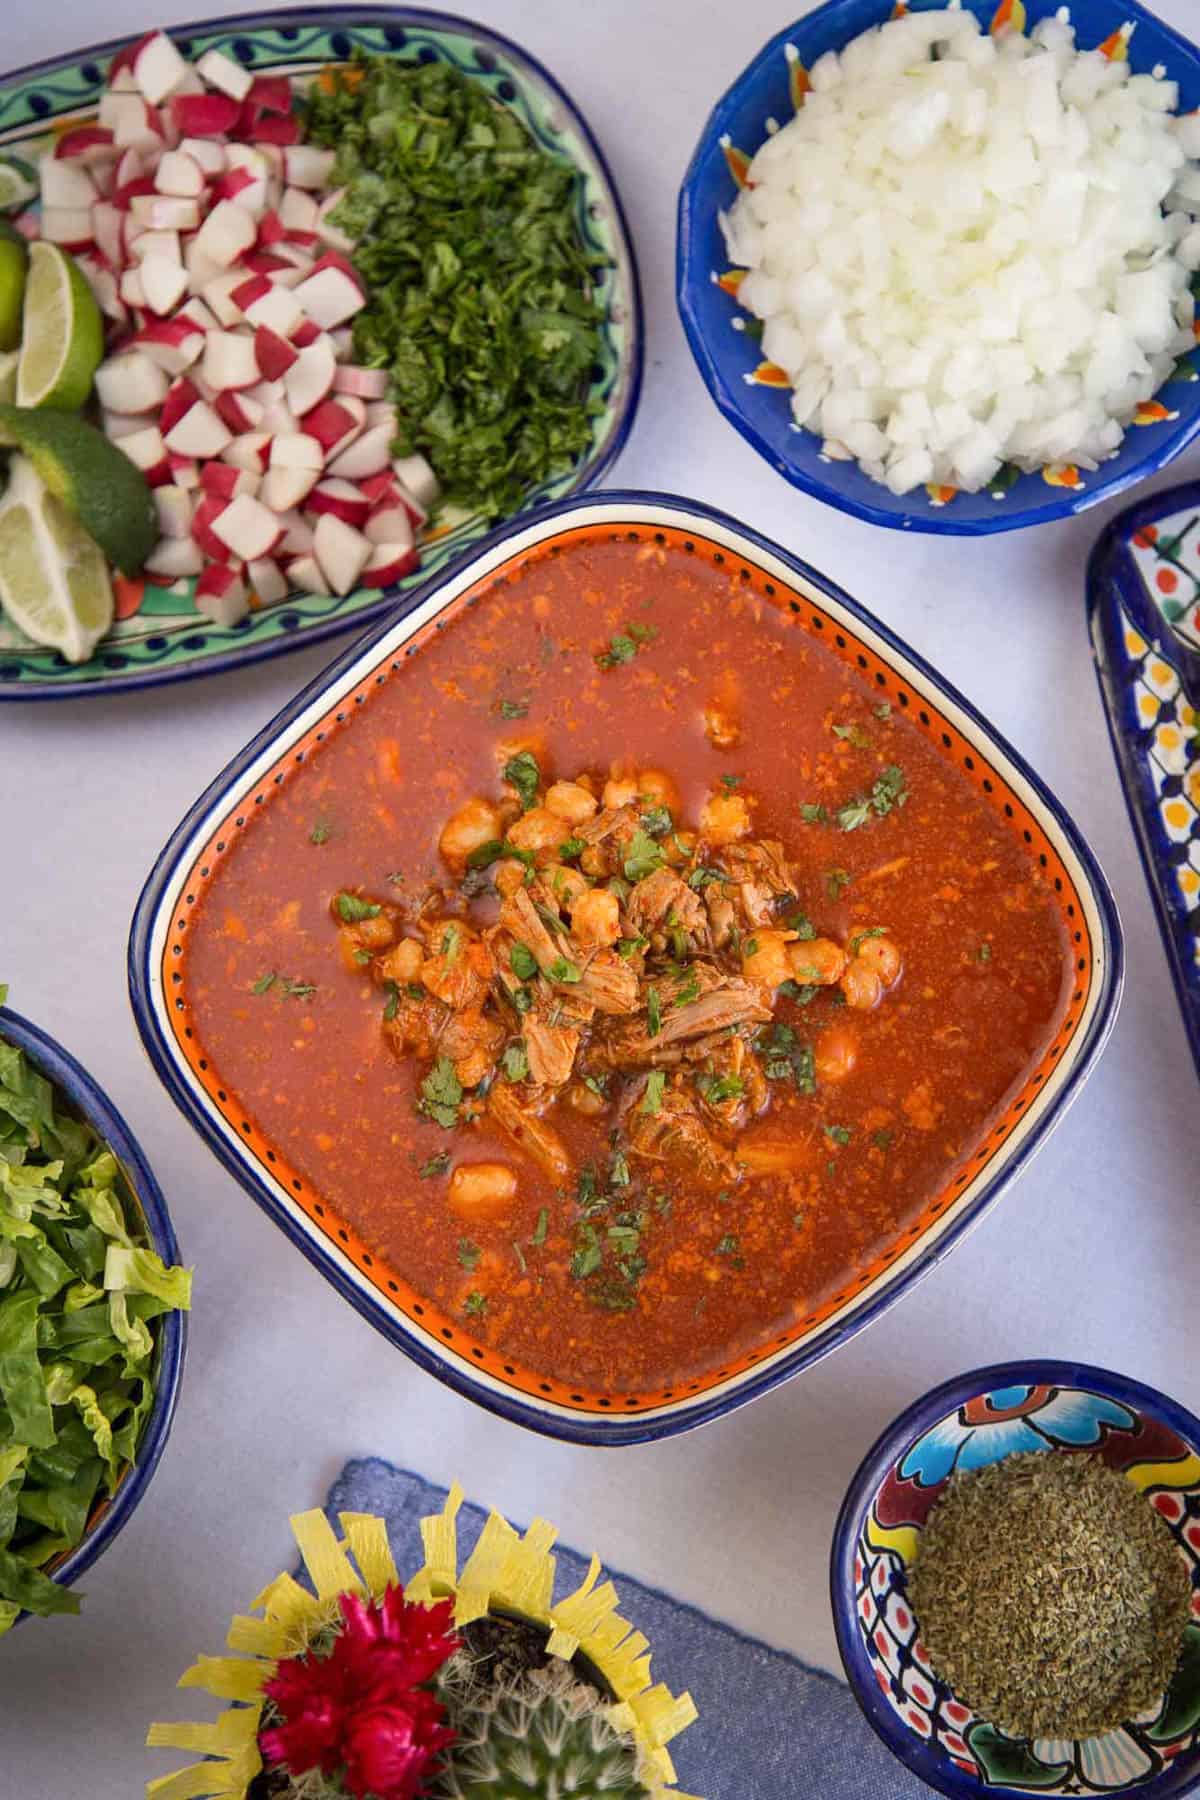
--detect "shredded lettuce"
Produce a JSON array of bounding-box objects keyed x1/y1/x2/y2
[{"x1": 0, "y1": 1012, "x2": 191, "y2": 1628}]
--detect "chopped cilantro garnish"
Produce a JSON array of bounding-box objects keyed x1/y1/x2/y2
[
  {"x1": 502, "y1": 750, "x2": 540, "y2": 811},
  {"x1": 512, "y1": 984, "x2": 534, "y2": 1014},
  {"x1": 872, "y1": 1129, "x2": 894, "y2": 1151},
  {"x1": 457, "y1": 1239, "x2": 481, "y2": 1271},
  {"x1": 466, "y1": 838, "x2": 534, "y2": 872},
  {"x1": 336, "y1": 892, "x2": 381, "y2": 922},
  {"x1": 756, "y1": 1022, "x2": 816, "y2": 1093},
  {"x1": 800, "y1": 803, "x2": 828, "y2": 825},
  {"x1": 872, "y1": 764, "x2": 908, "y2": 815},
  {"x1": 720, "y1": 773, "x2": 744, "y2": 791},
  {"x1": 623, "y1": 828, "x2": 667, "y2": 883},
  {"x1": 502, "y1": 1040, "x2": 529, "y2": 1082},
  {"x1": 646, "y1": 988, "x2": 662, "y2": 1037},
  {"x1": 251, "y1": 972, "x2": 276, "y2": 995},
  {"x1": 463, "y1": 1291, "x2": 488, "y2": 1318},
  {"x1": 832, "y1": 722, "x2": 871, "y2": 748},
  {"x1": 688, "y1": 867, "x2": 727, "y2": 890},
  {"x1": 499, "y1": 698, "x2": 529, "y2": 719},
  {"x1": 778, "y1": 979, "x2": 816, "y2": 1005},
  {"x1": 640, "y1": 805, "x2": 673, "y2": 838},
  {"x1": 671, "y1": 972, "x2": 701, "y2": 1009},
  {"x1": 874, "y1": 701, "x2": 892, "y2": 720},
  {"x1": 627, "y1": 621, "x2": 658, "y2": 644},
  {"x1": 698, "y1": 1073, "x2": 745, "y2": 1104},
  {"x1": 583, "y1": 1072, "x2": 610, "y2": 1098},
  {"x1": 309, "y1": 818, "x2": 332, "y2": 845},
  {"x1": 280, "y1": 979, "x2": 316, "y2": 1000},
  {"x1": 558, "y1": 836, "x2": 586, "y2": 860},
  {"x1": 714, "y1": 1233, "x2": 741, "y2": 1257},
  {"x1": 546, "y1": 956, "x2": 582, "y2": 984},
  {"x1": 615, "y1": 934, "x2": 647, "y2": 959},
  {"x1": 383, "y1": 980, "x2": 401, "y2": 1021},
  {"x1": 420, "y1": 1151, "x2": 451, "y2": 1178},
  {"x1": 847, "y1": 926, "x2": 888, "y2": 955},
  {"x1": 596, "y1": 633, "x2": 637, "y2": 669},
  {"x1": 510, "y1": 942, "x2": 539, "y2": 981},
  {"x1": 640, "y1": 1071, "x2": 667, "y2": 1114},
  {"x1": 531, "y1": 1208, "x2": 549, "y2": 1246},
  {"x1": 825, "y1": 868, "x2": 853, "y2": 899},
  {"x1": 570, "y1": 1223, "x2": 603, "y2": 1280},
  {"x1": 418, "y1": 1057, "x2": 463, "y2": 1129},
  {"x1": 835, "y1": 797, "x2": 872, "y2": 832},
  {"x1": 610, "y1": 1152, "x2": 631, "y2": 1187},
  {"x1": 824, "y1": 1123, "x2": 852, "y2": 1145},
  {"x1": 353, "y1": 949, "x2": 372, "y2": 966},
  {"x1": 977, "y1": 942, "x2": 993, "y2": 962}
]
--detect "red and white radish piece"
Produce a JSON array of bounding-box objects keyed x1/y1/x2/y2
[
  {"x1": 154, "y1": 149, "x2": 204, "y2": 196},
  {"x1": 360, "y1": 540, "x2": 419, "y2": 586},
  {"x1": 133, "y1": 31, "x2": 190, "y2": 106},
  {"x1": 38, "y1": 156, "x2": 98, "y2": 210},
  {"x1": 327, "y1": 422, "x2": 392, "y2": 480},
  {"x1": 284, "y1": 336, "x2": 336, "y2": 416},
  {"x1": 260, "y1": 464, "x2": 318, "y2": 510},
  {"x1": 279, "y1": 186, "x2": 318, "y2": 232},
  {"x1": 54, "y1": 125, "x2": 116, "y2": 167},
  {"x1": 170, "y1": 92, "x2": 241, "y2": 138},
  {"x1": 195, "y1": 48, "x2": 253, "y2": 103},
  {"x1": 200, "y1": 461, "x2": 259, "y2": 500},
  {"x1": 200, "y1": 271, "x2": 247, "y2": 327},
  {"x1": 192, "y1": 199, "x2": 256, "y2": 269},
  {"x1": 274, "y1": 509, "x2": 314, "y2": 556},
  {"x1": 215, "y1": 389, "x2": 265, "y2": 434},
  {"x1": 212, "y1": 492, "x2": 283, "y2": 561},
  {"x1": 130, "y1": 193, "x2": 201, "y2": 232},
  {"x1": 364, "y1": 504, "x2": 414, "y2": 548},
  {"x1": 164, "y1": 397, "x2": 232, "y2": 459},
  {"x1": 178, "y1": 136, "x2": 226, "y2": 177},
  {"x1": 41, "y1": 210, "x2": 95, "y2": 248},
  {"x1": 307, "y1": 479, "x2": 370, "y2": 529},
  {"x1": 253, "y1": 325, "x2": 298, "y2": 380},
  {"x1": 95, "y1": 351, "x2": 169, "y2": 413},
  {"x1": 133, "y1": 316, "x2": 205, "y2": 374},
  {"x1": 167, "y1": 454, "x2": 200, "y2": 488},
  {"x1": 195, "y1": 561, "x2": 250, "y2": 626},
  {"x1": 285, "y1": 553, "x2": 328, "y2": 594},
  {"x1": 312, "y1": 512, "x2": 370, "y2": 595},
  {"x1": 247, "y1": 555, "x2": 289, "y2": 604},
  {"x1": 222, "y1": 431, "x2": 273, "y2": 472},
  {"x1": 91, "y1": 200, "x2": 124, "y2": 266},
  {"x1": 270, "y1": 431, "x2": 323, "y2": 471},
  {"x1": 333, "y1": 364, "x2": 390, "y2": 402},
  {"x1": 391, "y1": 453, "x2": 440, "y2": 511},
  {"x1": 146, "y1": 536, "x2": 205, "y2": 578},
  {"x1": 200, "y1": 328, "x2": 259, "y2": 391},
  {"x1": 291, "y1": 254, "x2": 365, "y2": 329},
  {"x1": 140, "y1": 253, "x2": 189, "y2": 316},
  {"x1": 153, "y1": 485, "x2": 195, "y2": 537},
  {"x1": 282, "y1": 145, "x2": 335, "y2": 190}
]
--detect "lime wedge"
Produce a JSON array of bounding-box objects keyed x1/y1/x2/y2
[
  {"x1": 16, "y1": 242, "x2": 103, "y2": 409},
  {"x1": 0, "y1": 161, "x2": 36, "y2": 212},
  {"x1": 0, "y1": 455, "x2": 113, "y2": 662},
  {"x1": 0, "y1": 404, "x2": 156, "y2": 574},
  {"x1": 0, "y1": 224, "x2": 27, "y2": 352},
  {"x1": 0, "y1": 352, "x2": 16, "y2": 404}
]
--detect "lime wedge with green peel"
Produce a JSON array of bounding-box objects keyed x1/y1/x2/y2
[
  {"x1": 16, "y1": 242, "x2": 103, "y2": 409},
  {"x1": 0, "y1": 161, "x2": 36, "y2": 212},
  {"x1": 0, "y1": 352, "x2": 16, "y2": 404},
  {"x1": 0, "y1": 404, "x2": 156, "y2": 574},
  {"x1": 0, "y1": 455, "x2": 113, "y2": 662},
  {"x1": 0, "y1": 224, "x2": 28, "y2": 352}
]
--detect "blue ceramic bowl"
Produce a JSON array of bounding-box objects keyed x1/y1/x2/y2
[
  {"x1": 678, "y1": 0, "x2": 1200, "y2": 536},
  {"x1": 832, "y1": 1360, "x2": 1200, "y2": 1798},
  {"x1": 0, "y1": 1006, "x2": 186, "y2": 1628}
]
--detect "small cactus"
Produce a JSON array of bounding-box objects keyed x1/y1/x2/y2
[{"x1": 433, "y1": 1657, "x2": 651, "y2": 1800}]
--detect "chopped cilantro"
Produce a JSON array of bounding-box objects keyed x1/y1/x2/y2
[
  {"x1": 466, "y1": 838, "x2": 534, "y2": 872},
  {"x1": 383, "y1": 980, "x2": 401, "y2": 1021},
  {"x1": 720, "y1": 773, "x2": 744, "y2": 791},
  {"x1": 623, "y1": 829, "x2": 666, "y2": 883},
  {"x1": 646, "y1": 988, "x2": 662, "y2": 1038},
  {"x1": 457, "y1": 1239, "x2": 481, "y2": 1270},
  {"x1": 336, "y1": 892, "x2": 381, "y2": 922},
  {"x1": 848, "y1": 926, "x2": 888, "y2": 954},
  {"x1": 825, "y1": 868, "x2": 853, "y2": 900},
  {"x1": 279, "y1": 979, "x2": 316, "y2": 1000},
  {"x1": 698, "y1": 1073, "x2": 745, "y2": 1104},
  {"x1": 499, "y1": 698, "x2": 529, "y2": 719},
  {"x1": 671, "y1": 972, "x2": 701, "y2": 1009},
  {"x1": 714, "y1": 1233, "x2": 741, "y2": 1257},
  {"x1": 531, "y1": 1208, "x2": 549, "y2": 1246},
  {"x1": 309, "y1": 818, "x2": 332, "y2": 845},
  {"x1": 615, "y1": 934, "x2": 647, "y2": 959},
  {"x1": 510, "y1": 942, "x2": 539, "y2": 981},
  {"x1": 558, "y1": 836, "x2": 586, "y2": 860},
  {"x1": 570, "y1": 1223, "x2": 603, "y2": 1280},
  {"x1": 596, "y1": 632, "x2": 637, "y2": 669},
  {"x1": 502, "y1": 750, "x2": 540, "y2": 811},
  {"x1": 832, "y1": 722, "x2": 871, "y2": 748},
  {"x1": 440, "y1": 924, "x2": 462, "y2": 965},
  {"x1": 353, "y1": 949, "x2": 372, "y2": 966},
  {"x1": 872, "y1": 764, "x2": 908, "y2": 815},
  {"x1": 872, "y1": 1129, "x2": 894, "y2": 1151},
  {"x1": 688, "y1": 867, "x2": 727, "y2": 890},
  {"x1": 640, "y1": 1071, "x2": 667, "y2": 1115},
  {"x1": 778, "y1": 979, "x2": 816, "y2": 1005},
  {"x1": 502, "y1": 1040, "x2": 529, "y2": 1082},
  {"x1": 251, "y1": 972, "x2": 277, "y2": 995},
  {"x1": 512, "y1": 1239, "x2": 527, "y2": 1273},
  {"x1": 610, "y1": 1152, "x2": 631, "y2": 1187},
  {"x1": 418, "y1": 1057, "x2": 463, "y2": 1129},
  {"x1": 546, "y1": 956, "x2": 582, "y2": 984},
  {"x1": 628, "y1": 621, "x2": 658, "y2": 644},
  {"x1": 420, "y1": 1151, "x2": 451, "y2": 1178},
  {"x1": 640, "y1": 805, "x2": 673, "y2": 838},
  {"x1": 800, "y1": 803, "x2": 829, "y2": 825},
  {"x1": 835, "y1": 797, "x2": 872, "y2": 832},
  {"x1": 756, "y1": 1022, "x2": 816, "y2": 1093},
  {"x1": 824, "y1": 1123, "x2": 852, "y2": 1145},
  {"x1": 583, "y1": 1072, "x2": 610, "y2": 1099},
  {"x1": 874, "y1": 701, "x2": 892, "y2": 720},
  {"x1": 463, "y1": 1291, "x2": 488, "y2": 1318},
  {"x1": 744, "y1": 936, "x2": 760, "y2": 958},
  {"x1": 977, "y1": 942, "x2": 993, "y2": 963},
  {"x1": 512, "y1": 984, "x2": 534, "y2": 1014}
]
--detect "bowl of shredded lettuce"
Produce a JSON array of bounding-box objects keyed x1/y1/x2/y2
[{"x1": 0, "y1": 988, "x2": 189, "y2": 1633}]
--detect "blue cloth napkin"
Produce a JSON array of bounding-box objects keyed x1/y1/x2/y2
[{"x1": 325, "y1": 1457, "x2": 932, "y2": 1800}]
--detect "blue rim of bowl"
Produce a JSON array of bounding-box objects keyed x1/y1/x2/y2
[
  {"x1": 128, "y1": 489, "x2": 1122, "y2": 1446},
  {"x1": 831, "y1": 1358, "x2": 1200, "y2": 1800},
  {"x1": 1087, "y1": 479, "x2": 1200, "y2": 1087},
  {"x1": 0, "y1": 1005, "x2": 186, "y2": 1625},
  {"x1": 676, "y1": 0, "x2": 1200, "y2": 537},
  {"x1": 0, "y1": 4, "x2": 644, "y2": 702}
]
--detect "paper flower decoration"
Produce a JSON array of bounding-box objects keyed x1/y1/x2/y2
[{"x1": 146, "y1": 1483, "x2": 700, "y2": 1800}]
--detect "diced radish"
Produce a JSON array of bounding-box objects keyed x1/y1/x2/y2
[
  {"x1": 164, "y1": 398, "x2": 232, "y2": 458},
  {"x1": 290, "y1": 317, "x2": 321, "y2": 348},
  {"x1": 276, "y1": 234, "x2": 317, "y2": 260},
  {"x1": 201, "y1": 461, "x2": 259, "y2": 500},
  {"x1": 363, "y1": 402, "x2": 398, "y2": 433},
  {"x1": 134, "y1": 316, "x2": 205, "y2": 374},
  {"x1": 212, "y1": 491, "x2": 283, "y2": 560},
  {"x1": 254, "y1": 324, "x2": 298, "y2": 380},
  {"x1": 258, "y1": 402, "x2": 300, "y2": 437},
  {"x1": 192, "y1": 199, "x2": 257, "y2": 269},
  {"x1": 261, "y1": 464, "x2": 317, "y2": 510},
  {"x1": 214, "y1": 165, "x2": 268, "y2": 216},
  {"x1": 328, "y1": 326, "x2": 355, "y2": 360},
  {"x1": 201, "y1": 270, "x2": 248, "y2": 327},
  {"x1": 171, "y1": 92, "x2": 241, "y2": 137},
  {"x1": 242, "y1": 250, "x2": 293, "y2": 279},
  {"x1": 292, "y1": 258, "x2": 365, "y2": 329},
  {"x1": 270, "y1": 432, "x2": 323, "y2": 471},
  {"x1": 39, "y1": 155, "x2": 97, "y2": 209},
  {"x1": 243, "y1": 376, "x2": 286, "y2": 408},
  {"x1": 77, "y1": 252, "x2": 125, "y2": 323},
  {"x1": 153, "y1": 485, "x2": 195, "y2": 537},
  {"x1": 130, "y1": 192, "x2": 200, "y2": 232},
  {"x1": 55, "y1": 125, "x2": 116, "y2": 165},
  {"x1": 201, "y1": 329, "x2": 260, "y2": 392},
  {"x1": 195, "y1": 562, "x2": 250, "y2": 626},
  {"x1": 364, "y1": 504, "x2": 414, "y2": 548},
  {"x1": 130, "y1": 227, "x2": 181, "y2": 264},
  {"x1": 312, "y1": 513, "x2": 369, "y2": 595},
  {"x1": 146, "y1": 536, "x2": 205, "y2": 578},
  {"x1": 360, "y1": 541, "x2": 419, "y2": 586},
  {"x1": 315, "y1": 190, "x2": 354, "y2": 254},
  {"x1": 102, "y1": 411, "x2": 147, "y2": 440},
  {"x1": 95, "y1": 351, "x2": 168, "y2": 413},
  {"x1": 154, "y1": 149, "x2": 204, "y2": 197},
  {"x1": 284, "y1": 336, "x2": 336, "y2": 416},
  {"x1": 190, "y1": 493, "x2": 231, "y2": 558},
  {"x1": 243, "y1": 283, "x2": 301, "y2": 336},
  {"x1": 215, "y1": 388, "x2": 265, "y2": 434},
  {"x1": 167, "y1": 453, "x2": 200, "y2": 488},
  {"x1": 334, "y1": 364, "x2": 389, "y2": 401},
  {"x1": 178, "y1": 136, "x2": 226, "y2": 177},
  {"x1": 307, "y1": 479, "x2": 370, "y2": 528},
  {"x1": 282, "y1": 145, "x2": 335, "y2": 190},
  {"x1": 286, "y1": 553, "x2": 327, "y2": 594},
  {"x1": 177, "y1": 295, "x2": 219, "y2": 333},
  {"x1": 391, "y1": 453, "x2": 440, "y2": 511},
  {"x1": 41, "y1": 208, "x2": 94, "y2": 248},
  {"x1": 196, "y1": 48, "x2": 253, "y2": 102},
  {"x1": 257, "y1": 208, "x2": 286, "y2": 246},
  {"x1": 301, "y1": 398, "x2": 358, "y2": 457},
  {"x1": 247, "y1": 555, "x2": 289, "y2": 604},
  {"x1": 170, "y1": 68, "x2": 207, "y2": 102},
  {"x1": 119, "y1": 424, "x2": 171, "y2": 485},
  {"x1": 118, "y1": 265, "x2": 146, "y2": 308},
  {"x1": 230, "y1": 271, "x2": 270, "y2": 313},
  {"x1": 369, "y1": 473, "x2": 426, "y2": 530},
  {"x1": 140, "y1": 253, "x2": 188, "y2": 316},
  {"x1": 244, "y1": 74, "x2": 292, "y2": 116},
  {"x1": 327, "y1": 423, "x2": 392, "y2": 480},
  {"x1": 222, "y1": 431, "x2": 273, "y2": 472},
  {"x1": 113, "y1": 146, "x2": 145, "y2": 187},
  {"x1": 246, "y1": 113, "x2": 300, "y2": 147},
  {"x1": 91, "y1": 200, "x2": 124, "y2": 266},
  {"x1": 133, "y1": 30, "x2": 189, "y2": 105},
  {"x1": 275, "y1": 509, "x2": 314, "y2": 556},
  {"x1": 99, "y1": 91, "x2": 153, "y2": 146},
  {"x1": 279, "y1": 186, "x2": 318, "y2": 232}
]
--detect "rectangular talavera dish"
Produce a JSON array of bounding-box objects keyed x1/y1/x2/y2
[{"x1": 129, "y1": 492, "x2": 1122, "y2": 1444}]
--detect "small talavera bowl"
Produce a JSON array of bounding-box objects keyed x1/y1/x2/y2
[{"x1": 832, "y1": 1361, "x2": 1200, "y2": 1798}]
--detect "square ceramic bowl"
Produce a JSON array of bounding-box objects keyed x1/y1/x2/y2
[
  {"x1": 128, "y1": 491, "x2": 1121, "y2": 1445},
  {"x1": 677, "y1": 0, "x2": 1200, "y2": 535},
  {"x1": 0, "y1": 7, "x2": 641, "y2": 698},
  {"x1": 0, "y1": 1005, "x2": 186, "y2": 1627},
  {"x1": 832, "y1": 1361, "x2": 1200, "y2": 1798}
]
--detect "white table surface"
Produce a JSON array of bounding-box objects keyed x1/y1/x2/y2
[{"x1": 5, "y1": 0, "x2": 1200, "y2": 1792}]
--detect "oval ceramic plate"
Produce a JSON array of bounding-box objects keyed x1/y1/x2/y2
[
  {"x1": 129, "y1": 491, "x2": 1122, "y2": 1445},
  {"x1": 0, "y1": 7, "x2": 641, "y2": 699}
]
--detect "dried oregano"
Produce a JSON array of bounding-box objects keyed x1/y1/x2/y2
[{"x1": 908, "y1": 1451, "x2": 1192, "y2": 1740}]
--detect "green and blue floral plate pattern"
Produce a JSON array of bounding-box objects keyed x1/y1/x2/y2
[{"x1": 0, "y1": 8, "x2": 642, "y2": 698}]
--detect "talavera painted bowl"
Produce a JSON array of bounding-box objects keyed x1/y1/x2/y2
[
  {"x1": 0, "y1": 1005, "x2": 186, "y2": 1627},
  {"x1": 129, "y1": 491, "x2": 1119, "y2": 1446},
  {"x1": 832, "y1": 1361, "x2": 1200, "y2": 1799},
  {"x1": 677, "y1": 0, "x2": 1200, "y2": 536}
]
